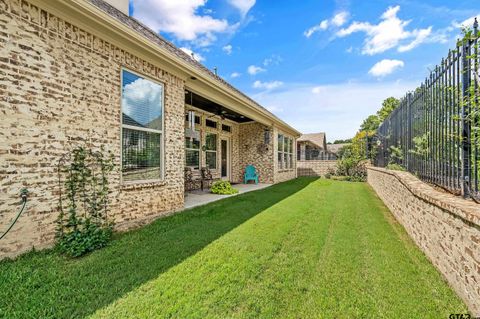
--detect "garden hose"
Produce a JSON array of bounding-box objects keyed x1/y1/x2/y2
[{"x1": 0, "y1": 188, "x2": 28, "y2": 241}]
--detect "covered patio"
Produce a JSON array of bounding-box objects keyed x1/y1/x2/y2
[
  {"x1": 184, "y1": 183, "x2": 271, "y2": 209},
  {"x1": 183, "y1": 89, "x2": 299, "y2": 189}
]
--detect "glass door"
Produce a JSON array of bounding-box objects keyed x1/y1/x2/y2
[{"x1": 221, "y1": 139, "x2": 229, "y2": 180}]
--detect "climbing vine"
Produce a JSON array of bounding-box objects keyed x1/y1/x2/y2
[{"x1": 56, "y1": 146, "x2": 115, "y2": 257}]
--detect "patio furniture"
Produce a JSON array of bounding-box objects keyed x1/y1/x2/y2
[
  {"x1": 244, "y1": 165, "x2": 259, "y2": 184},
  {"x1": 184, "y1": 167, "x2": 201, "y2": 192},
  {"x1": 201, "y1": 167, "x2": 218, "y2": 191}
]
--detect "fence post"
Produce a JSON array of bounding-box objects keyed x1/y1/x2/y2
[
  {"x1": 461, "y1": 35, "x2": 471, "y2": 198},
  {"x1": 406, "y1": 93, "x2": 413, "y2": 171}
]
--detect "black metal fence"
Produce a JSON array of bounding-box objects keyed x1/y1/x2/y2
[{"x1": 375, "y1": 19, "x2": 480, "y2": 201}]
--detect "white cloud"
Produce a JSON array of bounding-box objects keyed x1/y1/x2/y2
[
  {"x1": 131, "y1": 0, "x2": 229, "y2": 46},
  {"x1": 222, "y1": 44, "x2": 233, "y2": 55},
  {"x1": 252, "y1": 81, "x2": 417, "y2": 140},
  {"x1": 304, "y1": 11, "x2": 349, "y2": 38},
  {"x1": 122, "y1": 77, "x2": 163, "y2": 126},
  {"x1": 228, "y1": 0, "x2": 256, "y2": 17},
  {"x1": 230, "y1": 72, "x2": 241, "y2": 78},
  {"x1": 247, "y1": 65, "x2": 266, "y2": 75},
  {"x1": 311, "y1": 86, "x2": 325, "y2": 94},
  {"x1": 332, "y1": 12, "x2": 349, "y2": 27},
  {"x1": 452, "y1": 15, "x2": 480, "y2": 29},
  {"x1": 263, "y1": 55, "x2": 282, "y2": 66},
  {"x1": 180, "y1": 47, "x2": 205, "y2": 62},
  {"x1": 368, "y1": 59, "x2": 404, "y2": 77},
  {"x1": 253, "y1": 80, "x2": 284, "y2": 90},
  {"x1": 304, "y1": 20, "x2": 329, "y2": 38},
  {"x1": 336, "y1": 6, "x2": 434, "y2": 55},
  {"x1": 398, "y1": 27, "x2": 432, "y2": 52}
]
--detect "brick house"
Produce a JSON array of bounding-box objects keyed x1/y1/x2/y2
[{"x1": 0, "y1": 0, "x2": 300, "y2": 258}]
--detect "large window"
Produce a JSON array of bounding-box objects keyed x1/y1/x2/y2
[
  {"x1": 121, "y1": 69, "x2": 164, "y2": 182},
  {"x1": 277, "y1": 134, "x2": 294, "y2": 170},
  {"x1": 205, "y1": 133, "x2": 217, "y2": 169},
  {"x1": 185, "y1": 133, "x2": 200, "y2": 169}
]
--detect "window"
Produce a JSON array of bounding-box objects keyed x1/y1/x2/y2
[
  {"x1": 222, "y1": 124, "x2": 231, "y2": 132},
  {"x1": 205, "y1": 133, "x2": 217, "y2": 169},
  {"x1": 185, "y1": 113, "x2": 200, "y2": 125},
  {"x1": 121, "y1": 69, "x2": 163, "y2": 182},
  {"x1": 277, "y1": 134, "x2": 294, "y2": 170},
  {"x1": 206, "y1": 119, "x2": 217, "y2": 129},
  {"x1": 185, "y1": 132, "x2": 200, "y2": 169}
]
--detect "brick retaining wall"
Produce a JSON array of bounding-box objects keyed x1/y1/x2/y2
[
  {"x1": 297, "y1": 160, "x2": 337, "y2": 177},
  {"x1": 367, "y1": 166, "x2": 480, "y2": 315}
]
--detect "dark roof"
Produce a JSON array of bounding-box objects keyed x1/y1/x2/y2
[
  {"x1": 297, "y1": 133, "x2": 326, "y2": 149},
  {"x1": 87, "y1": 0, "x2": 278, "y2": 120},
  {"x1": 328, "y1": 143, "x2": 350, "y2": 154}
]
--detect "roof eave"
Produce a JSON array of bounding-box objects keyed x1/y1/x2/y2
[{"x1": 30, "y1": 0, "x2": 300, "y2": 137}]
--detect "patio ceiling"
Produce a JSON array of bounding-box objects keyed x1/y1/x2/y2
[{"x1": 185, "y1": 90, "x2": 253, "y2": 123}]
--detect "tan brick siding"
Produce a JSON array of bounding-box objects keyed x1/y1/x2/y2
[
  {"x1": 238, "y1": 122, "x2": 274, "y2": 183},
  {"x1": 0, "y1": 0, "x2": 185, "y2": 259},
  {"x1": 297, "y1": 160, "x2": 337, "y2": 177},
  {"x1": 367, "y1": 167, "x2": 480, "y2": 316}
]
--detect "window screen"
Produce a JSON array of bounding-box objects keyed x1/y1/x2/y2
[
  {"x1": 121, "y1": 69, "x2": 164, "y2": 181},
  {"x1": 205, "y1": 133, "x2": 217, "y2": 169},
  {"x1": 277, "y1": 134, "x2": 294, "y2": 170},
  {"x1": 185, "y1": 132, "x2": 200, "y2": 169}
]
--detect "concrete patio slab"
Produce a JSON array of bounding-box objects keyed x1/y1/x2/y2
[{"x1": 184, "y1": 183, "x2": 271, "y2": 209}]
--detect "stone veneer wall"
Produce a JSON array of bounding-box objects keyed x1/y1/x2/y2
[
  {"x1": 367, "y1": 167, "x2": 480, "y2": 315},
  {"x1": 0, "y1": 0, "x2": 185, "y2": 259},
  {"x1": 238, "y1": 122, "x2": 274, "y2": 183},
  {"x1": 297, "y1": 160, "x2": 337, "y2": 177}
]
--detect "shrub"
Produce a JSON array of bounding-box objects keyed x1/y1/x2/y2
[
  {"x1": 210, "y1": 181, "x2": 239, "y2": 195},
  {"x1": 56, "y1": 147, "x2": 115, "y2": 258}
]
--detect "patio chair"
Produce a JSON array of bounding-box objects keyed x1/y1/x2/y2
[
  {"x1": 184, "y1": 167, "x2": 200, "y2": 191},
  {"x1": 200, "y1": 167, "x2": 216, "y2": 191},
  {"x1": 244, "y1": 165, "x2": 259, "y2": 184}
]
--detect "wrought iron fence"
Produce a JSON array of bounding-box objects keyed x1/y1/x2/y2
[{"x1": 375, "y1": 19, "x2": 480, "y2": 201}]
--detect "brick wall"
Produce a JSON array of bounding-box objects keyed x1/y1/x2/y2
[
  {"x1": 297, "y1": 160, "x2": 337, "y2": 177},
  {"x1": 238, "y1": 122, "x2": 274, "y2": 183},
  {"x1": 367, "y1": 167, "x2": 480, "y2": 316},
  {"x1": 0, "y1": 0, "x2": 185, "y2": 259}
]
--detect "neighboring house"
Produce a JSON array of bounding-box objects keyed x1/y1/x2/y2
[
  {"x1": 327, "y1": 143, "x2": 350, "y2": 157},
  {"x1": 297, "y1": 133, "x2": 337, "y2": 160},
  {"x1": 0, "y1": 0, "x2": 300, "y2": 258},
  {"x1": 297, "y1": 133, "x2": 338, "y2": 177}
]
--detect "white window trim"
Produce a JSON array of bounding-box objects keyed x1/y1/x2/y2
[
  {"x1": 120, "y1": 68, "x2": 165, "y2": 184},
  {"x1": 205, "y1": 132, "x2": 218, "y2": 170},
  {"x1": 185, "y1": 130, "x2": 201, "y2": 170},
  {"x1": 277, "y1": 134, "x2": 294, "y2": 171}
]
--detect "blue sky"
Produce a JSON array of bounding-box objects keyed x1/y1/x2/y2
[{"x1": 129, "y1": 0, "x2": 478, "y2": 141}]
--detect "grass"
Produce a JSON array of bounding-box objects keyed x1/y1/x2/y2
[{"x1": 0, "y1": 178, "x2": 467, "y2": 318}]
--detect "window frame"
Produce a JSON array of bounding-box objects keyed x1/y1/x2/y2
[
  {"x1": 120, "y1": 68, "x2": 165, "y2": 184},
  {"x1": 185, "y1": 130, "x2": 201, "y2": 170},
  {"x1": 205, "y1": 132, "x2": 218, "y2": 170},
  {"x1": 277, "y1": 134, "x2": 294, "y2": 170}
]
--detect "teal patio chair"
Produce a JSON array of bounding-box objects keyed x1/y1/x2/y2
[{"x1": 244, "y1": 165, "x2": 259, "y2": 184}]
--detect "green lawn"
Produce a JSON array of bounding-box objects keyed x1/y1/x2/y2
[{"x1": 0, "y1": 178, "x2": 467, "y2": 318}]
